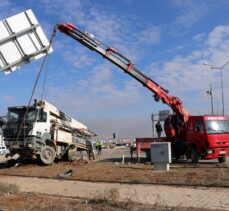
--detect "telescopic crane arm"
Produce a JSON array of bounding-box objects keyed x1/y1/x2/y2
[{"x1": 57, "y1": 23, "x2": 189, "y2": 126}]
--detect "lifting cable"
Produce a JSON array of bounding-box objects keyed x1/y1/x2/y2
[
  {"x1": 40, "y1": 53, "x2": 50, "y2": 101},
  {"x1": 15, "y1": 26, "x2": 57, "y2": 145}
]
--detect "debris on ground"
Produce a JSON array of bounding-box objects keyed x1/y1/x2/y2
[{"x1": 58, "y1": 169, "x2": 73, "y2": 178}]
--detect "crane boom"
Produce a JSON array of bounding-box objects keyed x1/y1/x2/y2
[{"x1": 57, "y1": 23, "x2": 189, "y2": 127}]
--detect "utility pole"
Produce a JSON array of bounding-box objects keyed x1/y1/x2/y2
[{"x1": 220, "y1": 69, "x2": 224, "y2": 115}]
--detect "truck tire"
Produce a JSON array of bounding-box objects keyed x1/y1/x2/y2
[
  {"x1": 89, "y1": 150, "x2": 95, "y2": 160},
  {"x1": 39, "y1": 146, "x2": 56, "y2": 165},
  {"x1": 186, "y1": 145, "x2": 192, "y2": 159},
  {"x1": 76, "y1": 151, "x2": 81, "y2": 161},
  {"x1": 145, "y1": 150, "x2": 151, "y2": 161},
  {"x1": 81, "y1": 150, "x2": 88, "y2": 160},
  {"x1": 190, "y1": 147, "x2": 199, "y2": 163},
  {"x1": 218, "y1": 156, "x2": 226, "y2": 163},
  {"x1": 68, "y1": 148, "x2": 77, "y2": 162}
]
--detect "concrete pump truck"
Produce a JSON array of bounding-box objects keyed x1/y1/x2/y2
[
  {"x1": 4, "y1": 99, "x2": 96, "y2": 164},
  {"x1": 55, "y1": 23, "x2": 229, "y2": 163}
]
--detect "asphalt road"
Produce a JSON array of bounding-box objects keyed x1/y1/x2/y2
[
  {"x1": 97, "y1": 146, "x2": 228, "y2": 164},
  {"x1": 96, "y1": 147, "x2": 144, "y2": 163}
]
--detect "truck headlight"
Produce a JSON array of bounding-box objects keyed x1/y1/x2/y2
[
  {"x1": 28, "y1": 144, "x2": 33, "y2": 148},
  {"x1": 207, "y1": 149, "x2": 213, "y2": 154}
]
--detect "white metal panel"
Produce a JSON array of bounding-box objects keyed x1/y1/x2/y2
[
  {"x1": 0, "y1": 9, "x2": 53, "y2": 74},
  {"x1": 0, "y1": 22, "x2": 10, "y2": 40},
  {"x1": 0, "y1": 42, "x2": 22, "y2": 63},
  {"x1": 151, "y1": 142, "x2": 172, "y2": 163},
  {"x1": 55, "y1": 130, "x2": 72, "y2": 144}
]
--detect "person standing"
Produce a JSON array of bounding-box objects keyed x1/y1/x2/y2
[
  {"x1": 98, "y1": 141, "x2": 103, "y2": 155},
  {"x1": 95, "y1": 140, "x2": 99, "y2": 155},
  {"x1": 155, "y1": 121, "x2": 163, "y2": 137}
]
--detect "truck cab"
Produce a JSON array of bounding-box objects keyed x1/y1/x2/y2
[{"x1": 185, "y1": 115, "x2": 229, "y2": 163}]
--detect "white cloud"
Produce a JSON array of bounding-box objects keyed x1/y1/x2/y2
[
  {"x1": 39, "y1": 0, "x2": 161, "y2": 62},
  {"x1": 45, "y1": 63, "x2": 142, "y2": 113},
  {"x1": 169, "y1": 0, "x2": 209, "y2": 28},
  {"x1": 48, "y1": 21, "x2": 229, "y2": 124},
  {"x1": 193, "y1": 33, "x2": 206, "y2": 43},
  {"x1": 61, "y1": 46, "x2": 95, "y2": 69},
  {"x1": 207, "y1": 24, "x2": 229, "y2": 48},
  {"x1": 134, "y1": 27, "x2": 161, "y2": 46},
  {"x1": 147, "y1": 23, "x2": 229, "y2": 115}
]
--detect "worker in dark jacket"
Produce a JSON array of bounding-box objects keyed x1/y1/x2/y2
[{"x1": 155, "y1": 121, "x2": 163, "y2": 137}]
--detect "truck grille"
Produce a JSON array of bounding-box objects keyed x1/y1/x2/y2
[
  {"x1": 3, "y1": 126, "x2": 31, "y2": 141},
  {"x1": 216, "y1": 141, "x2": 228, "y2": 145}
]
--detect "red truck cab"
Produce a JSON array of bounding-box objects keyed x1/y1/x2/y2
[{"x1": 185, "y1": 115, "x2": 229, "y2": 163}]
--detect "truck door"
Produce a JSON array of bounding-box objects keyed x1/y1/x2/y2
[
  {"x1": 194, "y1": 120, "x2": 205, "y2": 151},
  {"x1": 34, "y1": 109, "x2": 49, "y2": 137}
]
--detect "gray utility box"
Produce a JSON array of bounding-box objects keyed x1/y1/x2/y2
[{"x1": 151, "y1": 142, "x2": 171, "y2": 171}]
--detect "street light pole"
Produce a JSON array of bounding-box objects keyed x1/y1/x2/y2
[
  {"x1": 206, "y1": 83, "x2": 214, "y2": 115},
  {"x1": 220, "y1": 69, "x2": 225, "y2": 115},
  {"x1": 203, "y1": 61, "x2": 229, "y2": 115}
]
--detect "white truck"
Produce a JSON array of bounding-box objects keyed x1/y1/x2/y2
[{"x1": 3, "y1": 99, "x2": 96, "y2": 164}]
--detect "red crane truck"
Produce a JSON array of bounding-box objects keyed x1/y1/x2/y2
[{"x1": 56, "y1": 23, "x2": 229, "y2": 163}]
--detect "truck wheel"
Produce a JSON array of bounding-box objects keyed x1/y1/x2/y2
[
  {"x1": 68, "y1": 147, "x2": 77, "y2": 162},
  {"x1": 81, "y1": 151, "x2": 88, "y2": 160},
  {"x1": 218, "y1": 156, "x2": 226, "y2": 163},
  {"x1": 76, "y1": 151, "x2": 81, "y2": 160},
  {"x1": 190, "y1": 147, "x2": 199, "y2": 163},
  {"x1": 89, "y1": 150, "x2": 95, "y2": 160},
  {"x1": 39, "y1": 146, "x2": 56, "y2": 165},
  {"x1": 145, "y1": 150, "x2": 151, "y2": 161}
]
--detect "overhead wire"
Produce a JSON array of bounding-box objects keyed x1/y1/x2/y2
[
  {"x1": 40, "y1": 53, "x2": 50, "y2": 101},
  {"x1": 15, "y1": 26, "x2": 57, "y2": 145}
]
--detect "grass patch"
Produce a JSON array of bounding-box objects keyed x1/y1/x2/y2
[
  {"x1": 0, "y1": 182, "x2": 20, "y2": 194},
  {"x1": 89, "y1": 188, "x2": 120, "y2": 206},
  {"x1": 88, "y1": 188, "x2": 139, "y2": 209}
]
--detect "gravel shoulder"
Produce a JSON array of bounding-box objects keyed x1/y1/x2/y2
[{"x1": 0, "y1": 175, "x2": 229, "y2": 210}]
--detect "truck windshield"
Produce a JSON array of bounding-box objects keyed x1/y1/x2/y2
[
  {"x1": 8, "y1": 108, "x2": 37, "y2": 122},
  {"x1": 206, "y1": 120, "x2": 229, "y2": 134}
]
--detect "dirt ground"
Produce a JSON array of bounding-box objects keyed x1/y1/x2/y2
[
  {"x1": 0, "y1": 148, "x2": 229, "y2": 210},
  {"x1": 0, "y1": 192, "x2": 210, "y2": 211},
  {"x1": 0, "y1": 148, "x2": 229, "y2": 187}
]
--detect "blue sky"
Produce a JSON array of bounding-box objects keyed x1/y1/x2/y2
[{"x1": 0, "y1": 0, "x2": 229, "y2": 138}]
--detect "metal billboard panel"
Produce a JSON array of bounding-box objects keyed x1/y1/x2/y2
[{"x1": 0, "y1": 9, "x2": 53, "y2": 74}]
